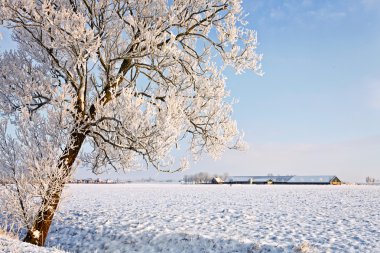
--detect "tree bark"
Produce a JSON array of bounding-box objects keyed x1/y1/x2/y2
[{"x1": 23, "y1": 131, "x2": 86, "y2": 246}]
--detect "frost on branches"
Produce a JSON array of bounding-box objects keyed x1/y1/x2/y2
[{"x1": 0, "y1": 0, "x2": 262, "y2": 246}]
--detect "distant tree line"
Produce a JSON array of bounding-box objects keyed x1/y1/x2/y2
[
  {"x1": 366, "y1": 176, "x2": 377, "y2": 184},
  {"x1": 183, "y1": 172, "x2": 229, "y2": 184}
]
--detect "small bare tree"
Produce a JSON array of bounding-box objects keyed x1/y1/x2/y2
[
  {"x1": 0, "y1": 0, "x2": 262, "y2": 246},
  {"x1": 365, "y1": 177, "x2": 375, "y2": 184}
]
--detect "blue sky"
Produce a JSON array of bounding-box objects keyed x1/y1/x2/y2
[
  {"x1": 184, "y1": 0, "x2": 380, "y2": 183},
  {"x1": 1, "y1": 0, "x2": 380, "y2": 182},
  {"x1": 202, "y1": 0, "x2": 380, "y2": 182}
]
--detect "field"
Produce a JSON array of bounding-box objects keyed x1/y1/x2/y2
[{"x1": 2, "y1": 184, "x2": 380, "y2": 252}]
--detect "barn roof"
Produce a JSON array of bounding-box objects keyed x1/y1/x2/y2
[
  {"x1": 212, "y1": 177, "x2": 224, "y2": 183},
  {"x1": 227, "y1": 175, "x2": 339, "y2": 184},
  {"x1": 228, "y1": 176, "x2": 293, "y2": 183},
  {"x1": 287, "y1": 175, "x2": 337, "y2": 183}
]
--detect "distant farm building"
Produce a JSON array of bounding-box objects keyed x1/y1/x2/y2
[
  {"x1": 286, "y1": 176, "x2": 341, "y2": 185},
  {"x1": 211, "y1": 177, "x2": 224, "y2": 184},
  {"x1": 218, "y1": 175, "x2": 341, "y2": 185}
]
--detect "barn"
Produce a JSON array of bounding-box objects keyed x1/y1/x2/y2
[
  {"x1": 211, "y1": 177, "x2": 224, "y2": 184},
  {"x1": 286, "y1": 176, "x2": 341, "y2": 185},
  {"x1": 226, "y1": 176, "x2": 293, "y2": 184},
  {"x1": 224, "y1": 175, "x2": 341, "y2": 185}
]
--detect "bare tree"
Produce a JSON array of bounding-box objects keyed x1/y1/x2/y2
[
  {"x1": 0, "y1": 109, "x2": 73, "y2": 241},
  {"x1": 365, "y1": 177, "x2": 375, "y2": 184},
  {"x1": 0, "y1": 0, "x2": 261, "y2": 246},
  {"x1": 184, "y1": 172, "x2": 227, "y2": 183},
  {"x1": 222, "y1": 172, "x2": 229, "y2": 181}
]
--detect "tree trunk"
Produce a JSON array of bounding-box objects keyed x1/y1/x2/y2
[
  {"x1": 23, "y1": 131, "x2": 86, "y2": 246},
  {"x1": 23, "y1": 190, "x2": 63, "y2": 246}
]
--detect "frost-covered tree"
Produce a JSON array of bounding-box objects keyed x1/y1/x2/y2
[{"x1": 0, "y1": 0, "x2": 261, "y2": 246}]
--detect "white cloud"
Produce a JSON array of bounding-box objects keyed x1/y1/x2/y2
[
  {"x1": 361, "y1": 0, "x2": 380, "y2": 10},
  {"x1": 269, "y1": 8, "x2": 285, "y2": 20}
]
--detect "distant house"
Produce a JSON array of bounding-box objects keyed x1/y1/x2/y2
[
  {"x1": 83, "y1": 178, "x2": 94, "y2": 184},
  {"x1": 226, "y1": 175, "x2": 341, "y2": 185},
  {"x1": 211, "y1": 177, "x2": 224, "y2": 184}
]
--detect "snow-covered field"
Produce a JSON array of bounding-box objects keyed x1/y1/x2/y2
[
  {"x1": 5, "y1": 184, "x2": 380, "y2": 252},
  {"x1": 0, "y1": 235, "x2": 65, "y2": 253}
]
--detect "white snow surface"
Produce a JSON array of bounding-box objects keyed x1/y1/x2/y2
[
  {"x1": 0, "y1": 235, "x2": 65, "y2": 253},
  {"x1": 40, "y1": 184, "x2": 380, "y2": 253}
]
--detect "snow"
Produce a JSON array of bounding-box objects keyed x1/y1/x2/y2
[
  {"x1": 0, "y1": 235, "x2": 65, "y2": 253},
  {"x1": 3, "y1": 184, "x2": 379, "y2": 252},
  {"x1": 32, "y1": 230, "x2": 40, "y2": 239},
  {"x1": 38, "y1": 184, "x2": 379, "y2": 253}
]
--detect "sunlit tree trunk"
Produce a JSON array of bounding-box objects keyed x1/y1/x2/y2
[{"x1": 23, "y1": 132, "x2": 86, "y2": 246}]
